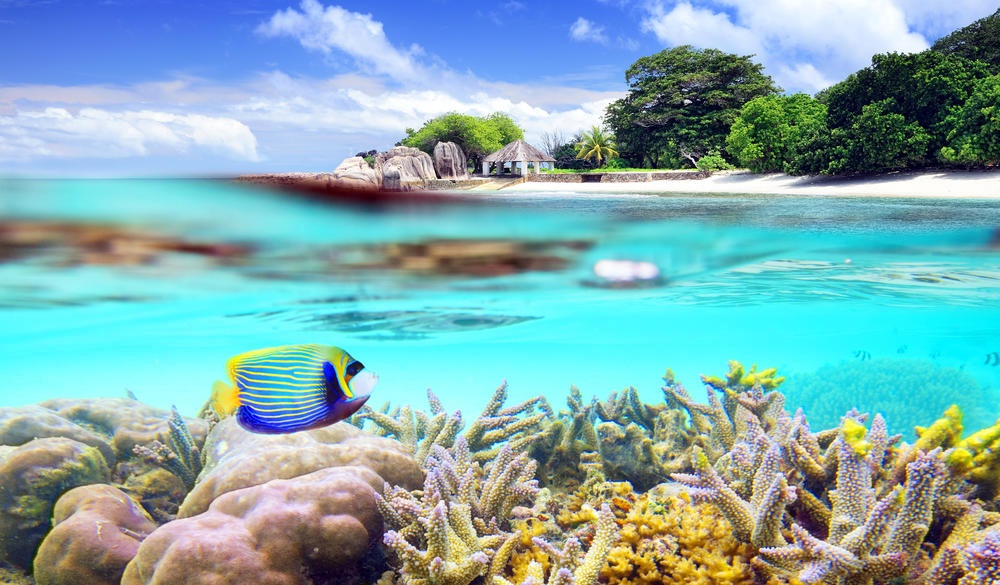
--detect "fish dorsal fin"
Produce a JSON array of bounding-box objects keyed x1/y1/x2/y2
[{"x1": 323, "y1": 361, "x2": 347, "y2": 403}]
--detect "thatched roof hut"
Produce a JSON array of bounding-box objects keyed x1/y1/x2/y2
[{"x1": 482, "y1": 139, "x2": 555, "y2": 176}]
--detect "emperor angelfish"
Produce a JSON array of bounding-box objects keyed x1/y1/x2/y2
[{"x1": 211, "y1": 344, "x2": 377, "y2": 434}]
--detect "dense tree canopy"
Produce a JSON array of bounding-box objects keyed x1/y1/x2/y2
[
  {"x1": 605, "y1": 45, "x2": 780, "y2": 168},
  {"x1": 940, "y1": 74, "x2": 1000, "y2": 166},
  {"x1": 787, "y1": 51, "x2": 991, "y2": 174},
  {"x1": 931, "y1": 8, "x2": 1000, "y2": 73},
  {"x1": 726, "y1": 94, "x2": 827, "y2": 173},
  {"x1": 400, "y1": 112, "x2": 523, "y2": 170}
]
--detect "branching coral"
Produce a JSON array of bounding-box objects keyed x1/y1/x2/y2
[
  {"x1": 357, "y1": 390, "x2": 464, "y2": 465},
  {"x1": 132, "y1": 405, "x2": 202, "y2": 489},
  {"x1": 377, "y1": 437, "x2": 540, "y2": 585},
  {"x1": 754, "y1": 421, "x2": 950, "y2": 585},
  {"x1": 360, "y1": 383, "x2": 546, "y2": 465},
  {"x1": 493, "y1": 502, "x2": 618, "y2": 585},
  {"x1": 603, "y1": 491, "x2": 757, "y2": 585}
]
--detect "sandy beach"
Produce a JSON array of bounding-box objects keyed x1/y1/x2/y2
[{"x1": 500, "y1": 169, "x2": 1000, "y2": 198}]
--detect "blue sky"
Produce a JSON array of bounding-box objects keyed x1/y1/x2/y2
[{"x1": 1, "y1": 0, "x2": 995, "y2": 176}]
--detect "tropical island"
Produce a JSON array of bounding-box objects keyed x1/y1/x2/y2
[{"x1": 240, "y1": 9, "x2": 1000, "y2": 197}]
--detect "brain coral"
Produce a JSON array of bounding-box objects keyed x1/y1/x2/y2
[
  {"x1": 33, "y1": 483, "x2": 157, "y2": 585},
  {"x1": 0, "y1": 437, "x2": 110, "y2": 568},
  {"x1": 122, "y1": 465, "x2": 387, "y2": 585},
  {"x1": 179, "y1": 417, "x2": 423, "y2": 517}
]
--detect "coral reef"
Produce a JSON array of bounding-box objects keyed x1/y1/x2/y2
[
  {"x1": 0, "y1": 437, "x2": 111, "y2": 568},
  {"x1": 123, "y1": 465, "x2": 388, "y2": 585},
  {"x1": 0, "y1": 404, "x2": 116, "y2": 464},
  {"x1": 131, "y1": 406, "x2": 202, "y2": 489},
  {"x1": 377, "y1": 437, "x2": 541, "y2": 585},
  {"x1": 180, "y1": 417, "x2": 422, "y2": 516},
  {"x1": 602, "y1": 490, "x2": 757, "y2": 585},
  {"x1": 493, "y1": 502, "x2": 618, "y2": 585},
  {"x1": 356, "y1": 389, "x2": 465, "y2": 464},
  {"x1": 359, "y1": 382, "x2": 547, "y2": 463},
  {"x1": 33, "y1": 484, "x2": 157, "y2": 585},
  {"x1": 38, "y1": 398, "x2": 209, "y2": 463},
  {"x1": 781, "y1": 358, "x2": 993, "y2": 439}
]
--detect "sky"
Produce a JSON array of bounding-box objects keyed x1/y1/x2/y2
[{"x1": 0, "y1": 0, "x2": 996, "y2": 176}]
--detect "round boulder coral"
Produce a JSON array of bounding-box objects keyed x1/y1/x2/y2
[
  {"x1": 179, "y1": 418, "x2": 423, "y2": 517},
  {"x1": 33, "y1": 484, "x2": 157, "y2": 585},
  {"x1": 123, "y1": 465, "x2": 388, "y2": 585},
  {"x1": 0, "y1": 437, "x2": 110, "y2": 568},
  {"x1": 0, "y1": 405, "x2": 116, "y2": 464},
  {"x1": 39, "y1": 398, "x2": 208, "y2": 462}
]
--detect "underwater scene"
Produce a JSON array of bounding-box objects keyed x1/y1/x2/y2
[{"x1": 1, "y1": 178, "x2": 1000, "y2": 584}]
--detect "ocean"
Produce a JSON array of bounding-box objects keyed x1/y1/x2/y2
[{"x1": 2, "y1": 178, "x2": 999, "y2": 436}]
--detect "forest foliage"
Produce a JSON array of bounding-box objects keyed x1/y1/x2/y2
[
  {"x1": 604, "y1": 8, "x2": 1000, "y2": 175},
  {"x1": 395, "y1": 9, "x2": 999, "y2": 176}
]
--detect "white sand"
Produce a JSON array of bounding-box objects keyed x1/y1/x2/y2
[{"x1": 499, "y1": 169, "x2": 1000, "y2": 198}]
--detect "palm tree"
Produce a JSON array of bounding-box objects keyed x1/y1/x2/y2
[{"x1": 575, "y1": 126, "x2": 619, "y2": 166}]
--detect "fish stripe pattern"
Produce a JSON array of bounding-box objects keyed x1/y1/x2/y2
[{"x1": 229, "y1": 344, "x2": 336, "y2": 428}]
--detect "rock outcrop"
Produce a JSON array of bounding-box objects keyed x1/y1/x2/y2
[
  {"x1": 330, "y1": 156, "x2": 381, "y2": 191},
  {"x1": 433, "y1": 141, "x2": 468, "y2": 180},
  {"x1": 376, "y1": 146, "x2": 436, "y2": 190}
]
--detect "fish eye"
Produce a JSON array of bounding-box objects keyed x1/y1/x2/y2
[{"x1": 346, "y1": 361, "x2": 364, "y2": 377}]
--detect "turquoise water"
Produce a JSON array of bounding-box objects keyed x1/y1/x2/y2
[{"x1": 1, "y1": 179, "x2": 999, "y2": 436}]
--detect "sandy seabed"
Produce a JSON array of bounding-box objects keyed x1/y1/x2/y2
[{"x1": 499, "y1": 169, "x2": 1000, "y2": 198}]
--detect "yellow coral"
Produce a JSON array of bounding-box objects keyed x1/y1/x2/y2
[
  {"x1": 601, "y1": 492, "x2": 756, "y2": 585},
  {"x1": 914, "y1": 404, "x2": 964, "y2": 452},
  {"x1": 841, "y1": 418, "x2": 873, "y2": 457},
  {"x1": 703, "y1": 361, "x2": 785, "y2": 391},
  {"x1": 947, "y1": 416, "x2": 1000, "y2": 493}
]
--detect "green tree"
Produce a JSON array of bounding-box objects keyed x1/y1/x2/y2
[
  {"x1": 400, "y1": 112, "x2": 524, "y2": 171},
  {"x1": 575, "y1": 126, "x2": 619, "y2": 166},
  {"x1": 931, "y1": 8, "x2": 1000, "y2": 73},
  {"x1": 726, "y1": 94, "x2": 827, "y2": 173},
  {"x1": 941, "y1": 74, "x2": 1000, "y2": 165},
  {"x1": 605, "y1": 45, "x2": 780, "y2": 168}
]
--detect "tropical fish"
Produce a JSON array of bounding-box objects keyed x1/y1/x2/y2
[
  {"x1": 986, "y1": 352, "x2": 1000, "y2": 367},
  {"x1": 211, "y1": 344, "x2": 377, "y2": 434},
  {"x1": 853, "y1": 350, "x2": 872, "y2": 361}
]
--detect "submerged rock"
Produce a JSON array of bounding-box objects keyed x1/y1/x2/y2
[
  {"x1": 0, "y1": 438, "x2": 110, "y2": 568},
  {"x1": 122, "y1": 466, "x2": 386, "y2": 585},
  {"x1": 39, "y1": 398, "x2": 208, "y2": 463},
  {"x1": 34, "y1": 484, "x2": 156, "y2": 585},
  {"x1": 178, "y1": 417, "x2": 422, "y2": 517}
]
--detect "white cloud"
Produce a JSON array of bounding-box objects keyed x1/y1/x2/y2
[
  {"x1": 641, "y1": 0, "x2": 930, "y2": 93},
  {"x1": 0, "y1": 107, "x2": 259, "y2": 162},
  {"x1": 256, "y1": 0, "x2": 425, "y2": 82},
  {"x1": 570, "y1": 17, "x2": 609, "y2": 44},
  {"x1": 641, "y1": 2, "x2": 761, "y2": 56}
]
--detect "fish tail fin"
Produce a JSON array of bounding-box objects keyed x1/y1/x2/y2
[{"x1": 211, "y1": 380, "x2": 241, "y2": 417}]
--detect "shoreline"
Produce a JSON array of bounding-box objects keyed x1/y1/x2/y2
[
  {"x1": 235, "y1": 168, "x2": 1000, "y2": 199},
  {"x1": 499, "y1": 168, "x2": 1000, "y2": 198}
]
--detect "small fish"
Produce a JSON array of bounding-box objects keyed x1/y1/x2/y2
[
  {"x1": 211, "y1": 344, "x2": 377, "y2": 434},
  {"x1": 853, "y1": 350, "x2": 871, "y2": 361},
  {"x1": 986, "y1": 352, "x2": 1000, "y2": 367},
  {"x1": 896, "y1": 345, "x2": 908, "y2": 354}
]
